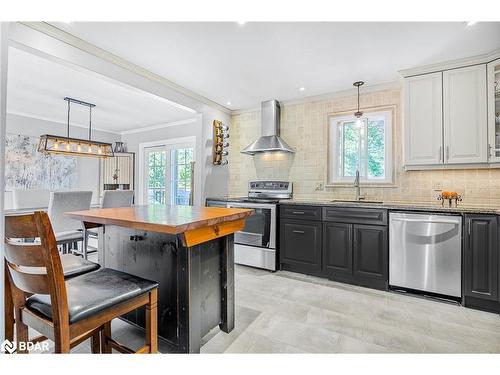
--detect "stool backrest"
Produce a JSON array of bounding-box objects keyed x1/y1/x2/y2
[
  {"x1": 4, "y1": 212, "x2": 69, "y2": 328},
  {"x1": 48, "y1": 191, "x2": 92, "y2": 233},
  {"x1": 12, "y1": 189, "x2": 51, "y2": 210},
  {"x1": 101, "y1": 190, "x2": 134, "y2": 208}
]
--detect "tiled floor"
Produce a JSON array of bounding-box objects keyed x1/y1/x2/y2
[{"x1": 30, "y1": 265, "x2": 500, "y2": 353}]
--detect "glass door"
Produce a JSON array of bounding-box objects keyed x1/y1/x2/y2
[{"x1": 144, "y1": 143, "x2": 194, "y2": 205}]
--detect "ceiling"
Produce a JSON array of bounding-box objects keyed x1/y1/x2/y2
[
  {"x1": 53, "y1": 22, "x2": 500, "y2": 110},
  {"x1": 7, "y1": 47, "x2": 196, "y2": 133}
]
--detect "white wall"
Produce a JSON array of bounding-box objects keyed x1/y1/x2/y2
[
  {"x1": 0, "y1": 22, "x2": 9, "y2": 343},
  {"x1": 122, "y1": 106, "x2": 230, "y2": 206},
  {"x1": 4, "y1": 112, "x2": 121, "y2": 208}
]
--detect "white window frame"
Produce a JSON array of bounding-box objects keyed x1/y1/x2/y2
[
  {"x1": 138, "y1": 136, "x2": 196, "y2": 205},
  {"x1": 328, "y1": 109, "x2": 393, "y2": 185}
]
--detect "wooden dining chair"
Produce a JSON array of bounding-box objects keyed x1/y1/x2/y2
[
  {"x1": 4, "y1": 252, "x2": 101, "y2": 346},
  {"x1": 4, "y1": 211, "x2": 158, "y2": 354}
]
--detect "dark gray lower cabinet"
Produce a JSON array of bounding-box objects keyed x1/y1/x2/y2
[
  {"x1": 280, "y1": 219, "x2": 322, "y2": 276},
  {"x1": 353, "y1": 224, "x2": 387, "y2": 282},
  {"x1": 464, "y1": 215, "x2": 498, "y2": 305},
  {"x1": 323, "y1": 222, "x2": 388, "y2": 290},
  {"x1": 322, "y1": 222, "x2": 352, "y2": 277}
]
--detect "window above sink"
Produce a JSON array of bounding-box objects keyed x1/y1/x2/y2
[{"x1": 328, "y1": 108, "x2": 393, "y2": 185}]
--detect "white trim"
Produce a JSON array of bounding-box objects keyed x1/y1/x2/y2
[
  {"x1": 137, "y1": 136, "x2": 197, "y2": 205},
  {"x1": 231, "y1": 81, "x2": 402, "y2": 116},
  {"x1": 21, "y1": 22, "x2": 230, "y2": 114},
  {"x1": 399, "y1": 48, "x2": 500, "y2": 78},
  {"x1": 120, "y1": 118, "x2": 197, "y2": 135}
]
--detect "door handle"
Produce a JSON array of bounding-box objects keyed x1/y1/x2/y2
[{"x1": 292, "y1": 230, "x2": 305, "y2": 234}]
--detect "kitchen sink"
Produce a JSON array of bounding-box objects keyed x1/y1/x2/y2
[{"x1": 330, "y1": 200, "x2": 383, "y2": 204}]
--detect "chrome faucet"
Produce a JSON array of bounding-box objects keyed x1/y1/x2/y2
[{"x1": 354, "y1": 170, "x2": 364, "y2": 201}]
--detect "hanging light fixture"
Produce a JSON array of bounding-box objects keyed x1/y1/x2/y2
[
  {"x1": 353, "y1": 81, "x2": 365, "y2": 127},
  {"x1": 38, "y1": 97, "x2": 114, "y2": 158}
]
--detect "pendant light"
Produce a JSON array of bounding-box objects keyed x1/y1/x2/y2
[
  {"x1": 38, "y1": 97, "x2": 114, "y2": 158},
  {"x1": 353, "y1": 81, "x2": 365, "y2": 127}
]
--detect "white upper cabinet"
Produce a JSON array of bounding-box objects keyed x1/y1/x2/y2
[
  {"x1": 404, "y1": 72, "x2": 443, "y2": 166},
  {"x1": 443, "y1": 65, "x2": 488, "y2": 164},
  {"x1": 487, "y1": 58, "x2": 500, "y2": 163}
]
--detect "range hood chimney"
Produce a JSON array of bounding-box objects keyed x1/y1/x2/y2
[{"x1": 240, "y1": 100, "x2": 295, "y2": 155}]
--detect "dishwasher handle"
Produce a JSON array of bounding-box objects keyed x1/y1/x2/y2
[{"x1": 391, "y1": 218, "x2": 460, "y2": 225}]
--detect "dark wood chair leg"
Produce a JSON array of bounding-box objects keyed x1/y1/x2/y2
[
  {"x1": 145, "y1": 289, "x2": 158, "y2": 353},
  {"x1": 91, "y1": 329, "x2": 101, "y2": 354},
  {"x1": 14, "y1": 308, "x2": 29, "y2": 354},
  {"x1": 101, "y1": 321, "x2": 112, "y2": 353},
  {"x1": 4, "y1": 263, "x2": 15, "y2": 343}
]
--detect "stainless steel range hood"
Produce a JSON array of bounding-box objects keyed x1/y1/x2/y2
[{"x1": 241, "y1": 100, "x2": 295, "y2": 155}]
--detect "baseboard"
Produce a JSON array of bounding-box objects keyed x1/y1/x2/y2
[{"x1": 464, "y1": 296, "x2": 500, "y2": 314}]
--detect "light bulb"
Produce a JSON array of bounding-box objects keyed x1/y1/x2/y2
[
  {"x1": 77, "y1": 144, "x2": 82, "y2": 152},
  {"x1": 98, "y1": 147, "x2": 102, "y2": 154},
  {"x1": 65, "y1": 142, "x2": 71, "y2": 151},
  {"x1": 53, "y1": 142, "x2": 59, "y2": 150},
  {"x1": 87, "y1": 145, "x2": 92, "y2": 153},
  {"x1": 356, "y1": 117, "x2": 363, "y2": 127}
]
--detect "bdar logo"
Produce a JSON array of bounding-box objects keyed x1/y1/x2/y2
[{"x1": 1, "y1": 339, "x2": 17, "y2": 354}]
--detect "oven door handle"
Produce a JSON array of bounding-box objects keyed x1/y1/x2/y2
[{"x1": 227, "y1": 202, "x2": 276, "y2": 210}]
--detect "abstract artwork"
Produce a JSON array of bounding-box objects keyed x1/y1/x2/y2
[{"x1": 5, "y1": 133, "x2": 77, "y2": 190}]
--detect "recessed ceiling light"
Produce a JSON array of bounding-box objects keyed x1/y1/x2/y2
[
  {"x1": 226, "y1": 101, "x2": 231, "y2": 106},
  {"x1": 466, "y1": 21, "x2": 477, "y2": 26},
  {"x1": 299, "y1": 87, "x2": 305, "y2": 92}
]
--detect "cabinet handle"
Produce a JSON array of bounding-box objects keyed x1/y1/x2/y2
[
  {"x1": 468, "y1": 220, "x2": 471, "y2": 236},
  {"x1": 292, "y1": 230, "x2": 305, "y2": 234},
  {"x1": 292, "y1": 211, "x2": 305, "y2": 215},
  {"x1": 446, "y1": 146, "x2": 450, "y2": 161},
  {"x1": 438, "y1": 146, "x2": 442, "y2": 162}
]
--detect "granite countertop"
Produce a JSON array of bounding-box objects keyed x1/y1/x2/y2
[
  {"x1": 280, "y1": 199, "x2": 500, "y2": 214},
  {"x1": 206, "y1": 196, "x2": 500, "y2": 214}
]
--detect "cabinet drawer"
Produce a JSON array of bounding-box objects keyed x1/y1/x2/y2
[
  {"x1": 323, "y1": 207, "x2": 387, "y2": 225},
  {"x1": 280, "y1": 205, "x2": 322, "y2": 221}
]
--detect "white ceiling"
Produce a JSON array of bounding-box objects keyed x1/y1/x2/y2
[
  {"x1": 53, "y1": 22, "x2": 500, "y2": 110},
  {"x1": 7, "y1": 47, "x2": 196, "y2": 133}
]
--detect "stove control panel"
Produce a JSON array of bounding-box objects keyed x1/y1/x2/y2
[{"x1": 248, "y1": 181, "x2": 292, "y2": 199}]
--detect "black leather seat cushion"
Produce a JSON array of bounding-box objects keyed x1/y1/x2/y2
[
  {"x1": 26, "y1": 268, "x2": 158, "y2": 324},
  {"x1": 61, "y1": 254, "x2": 100, "y2": 278}
]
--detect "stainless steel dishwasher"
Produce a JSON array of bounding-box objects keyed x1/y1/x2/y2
[{"x1": 389, "y1": 212, "x2": 462, "y2": 298}]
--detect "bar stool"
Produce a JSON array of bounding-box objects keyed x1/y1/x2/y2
[
  {"x1": 4, "y1": 250, "x2": 100, "y2": 345},
  {"x1": 4, "y1": 212, "x2": 158, "y2": 354},
  {"x1": 83, "y1": 190, "x2": 134, "y2": 259},
  {"x1": 47, "y1": 191, "x2": 92, "y2": 253}
]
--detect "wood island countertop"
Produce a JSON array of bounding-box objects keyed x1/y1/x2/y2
[{"x1": 66, "y1": 205, "x2": 254, "y2": 246}]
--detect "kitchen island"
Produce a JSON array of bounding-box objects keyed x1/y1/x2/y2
[{"x1": 66, "y1": 205, "x2": 253, "y2": 353}]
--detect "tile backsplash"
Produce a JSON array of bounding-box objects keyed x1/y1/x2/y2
[{"x1": 229, "y1": 88, "x2": 500, "y2": 207}]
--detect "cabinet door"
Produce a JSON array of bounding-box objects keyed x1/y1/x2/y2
[
  {"x1": 404, "y1": 72, "x2": 443, "y2": 166},
  {"x1": 464, "y1": 215, "x2": 498, "y2": 301},
  {"x1": 443, "y1": 65, "x2": 488, "y2": 164},
  {"x1": 322, "y1": 222, "x2": 352, "y2": 277},
  {"x1": 487, "y1": 58, "x2": 500, "y2": 162},
  {"x1": 353, "y1": 224, "x2": 388, "y2": 282},
  {"x1": 280, "y1": 219, "x2": 322, "y2": 275}
]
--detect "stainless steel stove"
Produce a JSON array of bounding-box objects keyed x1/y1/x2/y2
[{"x1": 207, "y1": 181, "x2": 292, "y2": 271}]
